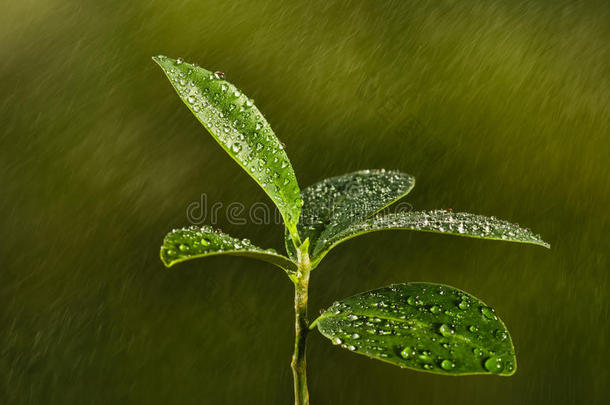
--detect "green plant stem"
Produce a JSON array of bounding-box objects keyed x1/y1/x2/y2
[{"x1": 292, "y1": 249, "x2": 311, "y2": 405}]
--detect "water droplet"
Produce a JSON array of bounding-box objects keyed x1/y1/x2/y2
[
  {"x1": 352, "y1": 333, "x2": 360, "y2": 339},
  {"x1": 418, "y1": 350, "x2": 432, "y2": 361},
  {"x1": 333, "y1": 338, "x2": 342, "y2": 345},
  {"x1": 494, "y1": 329, "x2": 508, "y2": 341},
  {"x1": 469, "y1": 325, "x2": 479, "y2": 333},
  {"x1": 439, "y1": 324, "x2": 455, "y2": 337},
  {"x1": 430, "y1": 305, "x2": 441, "y2": 314},
  {"x1": 178, "y1": 244, "x2": 188, "y2": 252},
  {"x1": 484, "y1": 356, "x2": 504, "y2": 373},
  {"x1": 347, "y1": 345, "x2": 357, "y2": 351},
  {"x1": 458, "y1": 300, "x2": 470, "y2": 310},
  {"x1": 441, "y1": 359, "x2": 455, "y2": 370},
  {"x1": 400, "y1": 347, "x2": 415, "y2": 359},
  {"x1": 480, "y1": 306, "x2": 497, "y2": 320},
  {"x1": 200, "y1": 238, "x2": 210, "y2": 246},
  {"x1": 176, "y1": 57, "x2": 184, "y2": 64}
]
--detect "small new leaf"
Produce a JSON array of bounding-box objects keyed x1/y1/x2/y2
[
  {"x1": 153, "y1": 55, "x2": 301, "y2": 236},
  {"x1": 285, "y1": 169, "x2": 415, "y2": 260},
  {"x1": 313, "y1": 210, "x2": 549, "y2": 262},
  {"x1": 161, "y1": 226, "x2": 297, "y2": 272},
  {"x1": 314, "y1": 283, "x2": 516, "y2": 375}
]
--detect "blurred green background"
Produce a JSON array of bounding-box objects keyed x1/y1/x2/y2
[{"x1": 1, "y1": 0, "x2": 609, "y2": 403}]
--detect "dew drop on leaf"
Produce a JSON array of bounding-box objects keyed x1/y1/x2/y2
[
  {"x1": 458, "y1": 300, "x2": 470, "y2": 310},
  {"x1": 400, "y1": 346, "x2": 415, "y2": 359},
  {"x1": 484, "y1": 356, "x2": 504, "y2": 373},
  {"x1": 441, "y1": 359, "x2": 456, "y2": 370},
  {"x1": 480, "y1": 306, "x2": 498, "y2": 320},
  {"x1": 439, "y1": 324, "x2": 455, "y2": 337},
  {"x1": 494, "y1": 329, "x2": 508, "y2": 341}
]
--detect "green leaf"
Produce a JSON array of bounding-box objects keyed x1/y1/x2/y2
[
  {"x1": 285, "y1": 169, "x2": 415, "y2": 260},
  {"x1": 160, "y1": 225, "x2": 297, "y2": 272},
  {"x1": 153, "y1": 55, "x2": 301, "y2": 236},
  {"x1": 314, "y1": 282, "x2": 516, "y2": 376},
  {"x1": 312, "y1": 210, "x2": 549, "y2": 263}
]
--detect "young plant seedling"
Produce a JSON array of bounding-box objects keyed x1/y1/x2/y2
[{"x1": 153, "y1": 55, "x2": 549, "y2": 405}]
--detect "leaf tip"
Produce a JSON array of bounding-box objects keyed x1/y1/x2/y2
[
  {"x1": 152, "y1": 55, "x2": 178, "y2": 72},
  {"x1": 152, "y1": 55, "x2": 166, "y2": 64},
  {"x1": 159, "y1": 246, "x2": 174, "y2": 268}
]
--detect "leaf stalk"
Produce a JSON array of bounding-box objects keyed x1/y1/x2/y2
[{"x1": 291, "y1": 245, "x2": 311, "y2": 405}]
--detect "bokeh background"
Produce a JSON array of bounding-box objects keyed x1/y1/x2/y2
[{"x1": 2, "y1": 0, "x2": 609, "y2": 404}]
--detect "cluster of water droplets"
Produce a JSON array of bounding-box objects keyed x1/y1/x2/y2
[
  {"x1": 315, "y1": 209, "x2": 549, "y2": 256},
  {"x1": 316, "y1": 283, "x2": 515, "y2": 374},
  {"x1": 160, "y1": 225, "x2": 278, "y2": 266},
  {"x1": 290, "y1": 169, "x2": 415, "y2": 258},
  {"x1": 154, "y1": 55, "x2": 301, "y2": 226}
]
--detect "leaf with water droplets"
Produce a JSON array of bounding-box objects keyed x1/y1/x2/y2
[
  {"x1": 284, "y1": 170, "x2": 415, "y2": 260},
  {"x1": 313, "y1": 282, "x2": 516, "y2": 375},
  {"x1": 153, "y1": 55, "x2": 301, "y2": 236},
  {"x1": 313, "y1": 210, "x2": 549, "y2": 262},
  {"x1": 160, "y1": 225, "x2": 297, "y2": 272}
]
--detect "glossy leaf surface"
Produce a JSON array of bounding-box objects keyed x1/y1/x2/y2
[
  {"x1": 285, "y1": 169, "x2": 415, "y2": 259},
  {"x1": 314, "y1": 283, "x2": 516, "y2": 375},
  {"x1": 160, "y1": 226, "x2": 297, "y2": 272},
  {"x1": 313, "y1": 210, "x2": 549, "y2": 261},
  {"x1": 153, "y1": 55, "x2": 301, "y2": 235}
]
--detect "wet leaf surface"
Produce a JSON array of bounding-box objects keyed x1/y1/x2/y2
[
  {"x1": 314, "y1": 282, "x2": 516, "y2": 375},
  {"x1": 161, "y1": 225, "x2": 297, "y2": 272},
  {"x1": 285, "y1": 170, "x2": 414, "y2": 259},
  {"x1": 313, "y1": 210, "x2": 549, "y2": 261},
  {"x1": 153, "y1": 55, "x2": 301, "y2": 234}
]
